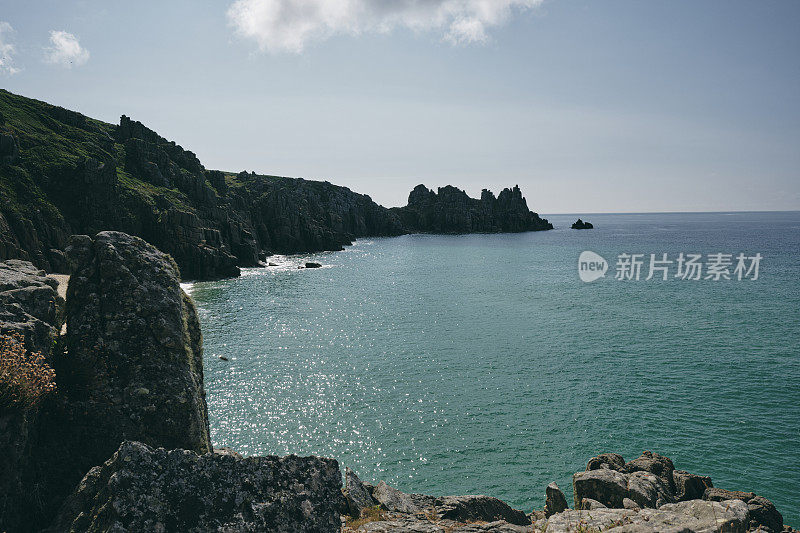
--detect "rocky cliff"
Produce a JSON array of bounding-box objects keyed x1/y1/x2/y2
[{"x1": 1, "y1": 90, "x2": 552, "y2": 281}]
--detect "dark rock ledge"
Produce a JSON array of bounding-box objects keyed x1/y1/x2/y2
[{"x1": 0, "y1": 231, "x2": 794, "y2": 532}]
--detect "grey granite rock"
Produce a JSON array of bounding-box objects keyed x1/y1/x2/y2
[
  {"x1": 538, "y1": 499, "x2": 749, "y2": 533},
  {"x1": 50, "y1": 440, "x2": 344, "y2": 533},
  {"x1": 62, "y1": 231, "x2": 210, "y2": 456},
  {"x1": 436, "y1": 495, "x2": 529, "y2": 525},
  {"x1": 586, "y1": 452, "x2": 626, "y2": 471},
  {"x1": 0, "y1": 259, "x2": 63, "y2": 354},
  {"x1": 573, "y1": 468, "x2": 630, "y2": 508},
  {"x1": 623, "y1": 451, "x2": 677, "y2": 493}
]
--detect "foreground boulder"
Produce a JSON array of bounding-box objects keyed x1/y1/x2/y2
[
  {"x1": 538, "y1": 499, "x2": 750, "y2": 533},
  {"x1": 50, "y1": 441, "x2": 344, "y2": 533},
  {"x1": 3, "y1": 231, "x2": 213, "y2": 531},
  {"x1": 62, "y1": 231, "x2": 211, "y2": 455}
]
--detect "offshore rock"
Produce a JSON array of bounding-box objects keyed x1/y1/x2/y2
[
  {"x1": 394, "y1": 184, "x2": 552, "y2": 234},
  {"x1": 571, "y1": 218, "x2": 593, "y2": 229},
  {"x1": 50, "y1": 441, "x2": 344, "y2": 533}
]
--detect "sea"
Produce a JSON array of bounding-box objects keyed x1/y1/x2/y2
[{"x1": 184, "y1": 211, "x2": 800, "y2": 524}]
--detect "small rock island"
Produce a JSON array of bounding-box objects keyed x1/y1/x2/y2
[{"x1": 571, "y1": 218, "x2": 594, "y2": 229}]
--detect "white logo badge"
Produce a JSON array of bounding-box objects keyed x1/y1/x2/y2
[{"x1": 578, "y1": 251, "x2": 608, "y2": 282}]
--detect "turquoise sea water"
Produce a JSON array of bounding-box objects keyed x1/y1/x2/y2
[{"x1": 187, "y1": 212, "x2": 800, "y2": 524}]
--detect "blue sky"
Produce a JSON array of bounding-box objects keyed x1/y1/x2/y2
[{"x1": 0, "y1": 0, "x2": 798, "y2": 212}]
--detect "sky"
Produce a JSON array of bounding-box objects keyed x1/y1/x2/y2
[{"x1": 0, "y1": 0, "x2": 798, "y2": 212}]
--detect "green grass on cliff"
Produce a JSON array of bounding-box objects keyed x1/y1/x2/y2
[{"x1": 0, "y1": 89, "x2": 198, "y2": 226}]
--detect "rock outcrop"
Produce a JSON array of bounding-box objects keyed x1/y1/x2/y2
[
  {"x1": 571, "y1": 218, "x2": 593, "y2": 229},
  {"x1": 61, "y1": 231, "x2": 210, "y2": 456},
  {"x1": 394, "y1": 184, "x2": 552, "y2": 234},
  {"x1": 50, "y1": 441, "x2": 344, "y2": 533},
  {"x1": 571, "y1": 451, "x2": 785, "y2": 533},
  {"x1": 344, "y1": 478, "x2": 531, "y2": 531},
  {"x1": 544, "y1": 482, "x2": 568, "y2": 517},
  {"x1": 0, "y1": 259, "x2": 63, "y2": 354}
]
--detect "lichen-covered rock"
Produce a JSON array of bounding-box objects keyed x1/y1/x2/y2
[
  {"x1": 436, "y1": 495, "x2": 529, "y2": 526},
  {"x1": 537, "y1": 499, "x2": 749, "y2": 533},
  {"x1": 703, "y1": 488, "x2": 783, "y2": 532},
  {"x1": 623, "y1": 451, "x2": 677, "y2": 493},
  {"x1": 0, "y1": 259, "x2": 63, "y2": 354},
  {"x1": 373, "y1": 481, "x2": 437, "y2": 514},
  {"x1": 573, "y1": 468, "x2": 630, "y2": 508},
  {"x1": 626, "y1": 470, "x2": 676, "y2": 508},
  {"x1": 61, "y1": 231, "x2": 210, "y2": 456},
  {"x1": 50, "y1": 441, "x2": 344, "y2": 533}
]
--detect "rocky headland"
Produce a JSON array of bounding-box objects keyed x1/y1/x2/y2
[
  {"x1": 394, "y1": 184, "x2": 553, "y2": 234},
  {"x1": 0, "y1": 232, "x2": 793, "y2": 532},
  {"x1": 1, "y1": 90, "x2": 551, "y2": 282}
]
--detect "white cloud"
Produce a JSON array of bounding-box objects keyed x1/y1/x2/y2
[
  {"x1": 44, "y1": 30, "x2": 89, "y2": 67},
  {"x1": 227, "y1": 0, "x2": 542, "y2": 53},
  {"x1": 0, "y1": 21, "x2": 19, "y2": 76}
]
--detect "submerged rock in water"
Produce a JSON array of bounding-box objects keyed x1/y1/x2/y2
[{"x1": 50, "y1": 441, "x2": 344, "y2": 533}]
